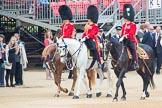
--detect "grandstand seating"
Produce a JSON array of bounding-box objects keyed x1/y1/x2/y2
[{"x1": 49, "y1": 0, "x2": 146, "y2": 17}]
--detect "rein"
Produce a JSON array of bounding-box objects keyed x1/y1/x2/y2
[
  {"x1": 107, "y1": 40, "x2": 125, "y2": 67},
  {"x1": 51, "y1": 44, "x2": 59, "y2": 61}
]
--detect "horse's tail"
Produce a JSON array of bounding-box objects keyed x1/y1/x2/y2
[
  {"x1": 149, "y1": 56, "x2": 156, "y2": 89},
  {"x1": 88, "y1": 69, "x2": 96, "y2": 85},
  {"x1": 150, "y1": 76, "x2": 155, "y2": 89},
  {"x1": 91, "y1": 69, "x2": 96, "y2": 85}
]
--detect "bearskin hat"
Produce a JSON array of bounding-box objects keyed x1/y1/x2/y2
[
  {"x1": 123, "y1": 4, "x2": 135, "y2": 22},
  {"x1": 58, "y1": 5, "x2": 72, "y2": 20},
  {"x1": 87, "y1": 5, "x2": 99, "y2": 23}
]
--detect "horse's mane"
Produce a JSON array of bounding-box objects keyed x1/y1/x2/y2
[
  {"x1": 42, "y1": 44, "x2": 56, "y2": 58},
  {"x1": 112, "y1": 37, "x2": 121, "y2": 46}
]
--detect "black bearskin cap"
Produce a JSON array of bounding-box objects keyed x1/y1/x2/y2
[
  {"x1": 123, "y1": 4, "x2": 135, "y2": 22},
  {"x1": 87, "y1": 5, "x2": 99, "y2": 23},
  {"x1": 59, "y1": 5, "x2": 72, "y2": 20}
]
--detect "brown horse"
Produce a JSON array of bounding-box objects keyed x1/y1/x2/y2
[{"x1": 42, "y1": 44, "x2": 95, "y2": 97}]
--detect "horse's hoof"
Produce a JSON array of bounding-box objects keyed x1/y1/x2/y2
[
  {"x1": 54, "y1": 94, "x2": 60, "y2": 97},
  {"x1": 140, "y1": 97, "x2": 145, "y2": 100},
  {"x1": 64, "y1": 88, "x2": 68, "y2": 93},
  {"x1": 73, "y1": 95, "x2": 79, "y2": 99},
  {"x1": 68, "y1": 92, "x2": 74, "y2": 96},
  {"x1": 106, "y1": 94, "x2": 112, "y2": 97},
  {"x1": 113, "y1": 98, "x2": 118, "y2": 102},
  {"x1": 96, "y1": 92, "x2": 102, "y2": 97},
  {"x1": 121, "y1": 96, "x2": 126, "y2": 101},
  {"x1": 87, "y1": 94, "x2": 92, "y2": 98},
  {"x1": 146, "y1": 92, "x2": 150, "y2": 98}
]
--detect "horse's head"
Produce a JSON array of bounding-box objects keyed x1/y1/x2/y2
[
  {"x1": 57, "y1": 38, "x2": 68, "y2": 63},
  {"x1": 105, "y1": 34, "x2": 121, "y2": 55},
  {"x1": 43, "y1": 44, "x2": 58, "y2": 73}
]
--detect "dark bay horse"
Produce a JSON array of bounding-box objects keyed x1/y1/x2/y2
[
  {"x1": 105, "y1": 36, "x2": 155, "y2": 101},
  {"x1": 42, "y1": 44, "x2": 96, "y2": 97}
]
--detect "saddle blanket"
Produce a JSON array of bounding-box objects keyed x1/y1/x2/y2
[{"x1": 127, "y1": 46, "x2": 149, "y2": 59}]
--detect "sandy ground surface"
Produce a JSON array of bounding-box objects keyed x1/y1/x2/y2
[{"x1": 1, "y1": 68, "x2": 162, "y2": 108}]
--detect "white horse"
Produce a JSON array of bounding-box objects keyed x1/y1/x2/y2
[
  {"x1": 57, "y1": 38, "x2": 105, "y2": 99},
  {"x1": 102, "y1": 42, "x2": 114, "y2": 97}
]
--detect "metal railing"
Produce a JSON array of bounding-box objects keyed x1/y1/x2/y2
[
  {"x1": 50, "y1": 0, "x2": 117, "y2": 25},
  {"x1": 0, "y1": 0, "x2": 119, "y2": 25},
  {"x1": 1, "y1": 0, "x2": 162, "y2": 29},
  {"x1": 99, "y1": 0, "x2": 120, "y2": 28}
]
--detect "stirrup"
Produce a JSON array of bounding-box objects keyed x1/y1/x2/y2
[
  {"x1": 134, "y1": 62, "x2": 139, "y2": 70},
  {"x1": 66, "y1": 59, "x2": 73, "y2": 70}
]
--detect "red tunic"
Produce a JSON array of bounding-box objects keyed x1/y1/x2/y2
[
  {"x1": 82, "y1": 23, "x2": 99, "y2": 43},
  {"x1": 82, "y1": 23, "x2": 101, "y2": 63},
  {"x1": 61, "y1": 23, "x2": 74, "y2": 38},
  {"x1": 121, "y1": 22, "x2": 138, "y2": 43}
]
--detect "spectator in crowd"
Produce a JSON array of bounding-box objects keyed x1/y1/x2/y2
[
  {"x1": 5, "y1": 36, "x2": 19, "y2": 87},
  {"x1": 44, "y1": 30, "x2": 53, "y2": 80},
  {"x1": 97, "y1": 28, "x2": 107, "y2": 79},
  {"x1": 137, "y1": 23, "x2": 147, "y2": 42},
  {"x1": 153, "y1": 26, "x2": 162, "y2": 74},
  {"x1": 145, "y1": 21, "x2": 150, "y2": 33},
  {"x1": 44, "y1": 30, "x2": 53, "y2": 46},
  {"x1": 98, "y1": 28, "x2": 105, "y2": 58},
  {"x1": 0, "y1": 34, "x2": 6, "y2": 87},
  {"x1": 14, "y1": 33, "x2": 27, "y2": 86},
  {"x1": 37, "y1": 0, "x2": 49, "y2": 18},
  {"x1": 142, "y1": 25, "x2": 155, "y2": 49},
  {"x1": 113, "y1": 26, "x2": 122, "y2": 41}
]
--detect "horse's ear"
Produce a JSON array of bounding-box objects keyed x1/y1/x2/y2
[
  {"x1": 56, "y1": 37, "x2": 59, "y2": 41},
  {"x1": 106, "y1": 33, "x2": 111, "y2": 40}
]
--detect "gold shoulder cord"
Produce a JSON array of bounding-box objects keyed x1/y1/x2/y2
[{"x1": 84, "y1": 23, "x2": 89, "y2": 35}]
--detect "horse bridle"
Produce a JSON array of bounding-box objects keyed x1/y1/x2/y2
[
  {"x1": 57, "y1": 38, "x2": 69, "y2": 58},
  {"x1": 102, "y1": 40, "x2": 109, "y2": 61},
  {"x1": 57, "y1": 38, "x2": 83, "y2": 69},
  {"x1": 107, "y1": 38, "x2": 126, "y2": 67}
]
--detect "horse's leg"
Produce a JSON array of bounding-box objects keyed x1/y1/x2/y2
[
  {"x1": 82, "y1": 72, "x2": 92, "y2": 98},
  {"x1": 54, "y1": 66, "x2": 68, "y2": 97},
  {"x1": 86, "y1": 69, "x2": 94, "y2": 98},
  {"x1": 87, "y1": 69, "x2": 92, "y2": 91},
  {"x1": 96, "y1": 67, "x2": 104, "y2": 97},
  {"x1": 69, "y1": 68, "x2": 77, "y2": 96},
  {"x1": 121, "y1": 81, "x2": 126, "y2": 101},
  {"x1": 53, "y1": 72, "x2": 61, "y2": 97},
  {"x1": 106, "y1": 61, "x2": 113, "y2": 97},
  {"x1": 142, "y1": 69, "x2": 150, "y2": 98},
  {"x1": 73, "y1": 67, "x2": 86, "y2": 99},
  {"x1": 137, "y1": 69, "x2": 147, "y2": 100},
  {"x1": 113, "y1": 68, "x2": 125, "y2": 102}
]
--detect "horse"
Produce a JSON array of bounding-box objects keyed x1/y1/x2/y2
[
  {"x1": 105, "y1": 36, "x2": 155, "y2": 101},
  {"x1": 57, "y1": 38, "x2": 106, "y2": 99},
  {"x1": 42, "y1": 44, "x2": 96, "y2": 97}
]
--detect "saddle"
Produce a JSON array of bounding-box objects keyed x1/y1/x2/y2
[{"x1": 127, "y1": 46, "x2": 149, "y2": 59}]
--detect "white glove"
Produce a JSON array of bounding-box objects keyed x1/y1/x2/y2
[
  {"x1": 81, "y1": 37, "x2": 87, "y2": 42},
  {"x1": 119, "y1": 36, "x2": 124, "y2": 43},
  {"x1": 99, "y1": 43, "x2": 103, "y2": 49}
]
